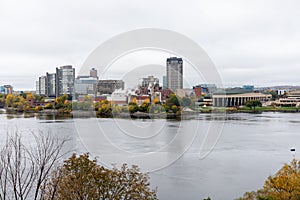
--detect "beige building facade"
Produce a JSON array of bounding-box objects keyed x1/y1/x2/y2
[{"x1": 213, "y1": 93, "x2": 272, "y2": 107}]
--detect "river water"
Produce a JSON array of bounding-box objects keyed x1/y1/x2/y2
[{"x1": 0, "y1": 112, "x2": 298, "y2": 200}]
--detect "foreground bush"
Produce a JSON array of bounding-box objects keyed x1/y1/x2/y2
[{"x1": 44, "y1": 153, "x2": 158, "y2": 200}]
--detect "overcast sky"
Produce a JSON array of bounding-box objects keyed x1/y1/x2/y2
[{"x1": 1, "y1": 0, "x2": 300, "y2": 90}]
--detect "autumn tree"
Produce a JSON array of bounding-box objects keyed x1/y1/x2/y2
[
  {"x1": 34, "y1": 95, "x2": 44, "y2": 102},
  {"x1": 139, "y1": 101, "x2": 150, "y2": 112},
  {"x1": 171, "y1": 105, "x2": 179, "y2": 113},
  {"x1": 44, "y1": 103, "x2": 54, "y2": 109},
  {"x1": 0, "y1": 94, "x2": 5, "y2": 108},
  {"x1": 5, "y1": 94, "x2": 14, "y2": 107},
  {"x1": 95, "y1": 100, "x2": 112, "y2": 116},
  {"x1": 44, "y1": 153, "x2": 158, "y2": 200},
  {"x1": 238, "y1": 159, "x2": 300, "y2": 200},
  {"x1": 153, "y1": 98, "x2": 160, "y2": 104},
  {"x1": 25, "y1": 92, "x2": 34, "y2": 100},
  {"x1": 128, "y1": 102, "x2": 139, "y2": 114},
  {"x1": 166, "y1": 93, "x2": 180, "y2": 107},
  {"x1": 263, "y1": 159, "x2": 300, "y2": 199},
  {"x1": 55, "y1": 94, "x2": 72, "y2": 113}
]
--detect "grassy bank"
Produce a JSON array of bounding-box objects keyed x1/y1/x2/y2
[{"x1": 193, "y1": 106, "x2": 300, "y2": 113}]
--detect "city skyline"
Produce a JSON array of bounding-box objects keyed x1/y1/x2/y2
[
  {"x1": 1, "y1": 1, "x2": 300, "y2": 90},
  {"x1": 7, "y1": 61, "x2": 300, "y2": 93}
]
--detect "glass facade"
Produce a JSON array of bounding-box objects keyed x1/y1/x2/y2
[
  {"x1": 56, "y1": 65, "x2": 75, "y2": 97},
  {"x1": 46, "y1": 73, "x2": 56, "y2": 97}
]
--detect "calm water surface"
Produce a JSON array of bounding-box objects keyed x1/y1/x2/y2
[{"x1": 0, "y1": 112, "x2": 299, "y2": 200}]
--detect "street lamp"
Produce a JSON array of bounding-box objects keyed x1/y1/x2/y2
[{"x1": 290, "y1": 148, "x2": 296, "y2": 159}]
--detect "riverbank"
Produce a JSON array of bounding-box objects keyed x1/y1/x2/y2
[
  {"x1": 198, "y1": 106, "x2": 300, "y2": 113},
  {"x1": 2, "y1": 106, "x2": 300, "y2": 119}
]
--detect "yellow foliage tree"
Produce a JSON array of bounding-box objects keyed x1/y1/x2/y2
[
  {"x1": 153, "y1": 98, "x2": 160, "y2": 104},
  {"x1": 131, "y1": 97, "x2": 137, "y2": 104},
  {"x1": 238, "y1": 158, "x2": 300, "y2": 200},
  {"x1": 25, "y1": 93, "x2": 34, "y2": 100},
  {"x1": 263, "y1": 159, "x2": 300, "y2": 199},
  {"x1": 6, "y1": 94, "x2": 14, "y2": 107},
  {"x1": 43, "y1": 154, "x2": 158, "y2": 199}
]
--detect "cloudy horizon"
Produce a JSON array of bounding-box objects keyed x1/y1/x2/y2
[{"x1": 1, "y1": 0, "x2": 300, "y2": 90}]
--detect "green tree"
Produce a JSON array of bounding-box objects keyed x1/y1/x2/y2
[
  {"x1": 139, "y1": 101, "x2": 150, "y2": 112},
  {"x1": 163, "y1": 104, "x2": 170, "y2": 113},
  {"x1": 34, "y1": 95, "x2": 44, "y2": 102},
  {"x1": 268, "y1": 91, "x2": 278, "y2": 101},
  {"x1": 245, "y1": 100, "x2": 262, "y2": 111},
  {"x1": 44, "y1": 153, "x2": 158, "y2": 200},
  {"x1": 166, "y1": 93, "x2": 180, "y2": 107},
  {"x1": 181, "y1": 96, "x2": 193, "y2": 106},
  {"x1": 128, "y1": 102, "x2": 139, "y2": 114},
  {"x1": 171, "y1": 105, "x2": 178, "y2": 113}
]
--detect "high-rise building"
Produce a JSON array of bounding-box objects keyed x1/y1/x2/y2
[
  {"x1": 0, "y1": 86, "x2": 4, "y2": 94},
  {"x1": 166, "y1": 57, "x2": 183, "y2": 91},
  {"x1": 56, "y1": 65, "x2": 75, "y2": 97},
  {"x1": 96, "y1": 80, "x2": 125, "y2": 95},
  {"x1": 163, "y1": 76, "x2": 167, "y2": 89},
  {"x1": 38, "y1": 76, "x2": 47, "y2": 96},
  {"x1": 90, "y1": 68, "x2": 98, "y2": 79},
  {"x1": 46, "y1": 72, "x2": 56, "y2": 97},
  {"x1": 35, "y1": 81, "x2": 40, "y2": 95}
]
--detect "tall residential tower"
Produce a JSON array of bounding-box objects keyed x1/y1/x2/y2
[
  {"x1": 166, "y1": 57, "x2": 183, "y2": 91},
  {"x1": 56, "y1": 65, "x2": 75, "y2": 98}
]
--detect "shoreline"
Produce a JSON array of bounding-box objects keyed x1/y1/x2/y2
[{"x1": 1, "y1": 107, "x2": 300, "y2": 120}]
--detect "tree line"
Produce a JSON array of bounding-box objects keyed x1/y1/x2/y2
[{"x1": 1, "y1": 92, "x2": 196, "y2": 115}]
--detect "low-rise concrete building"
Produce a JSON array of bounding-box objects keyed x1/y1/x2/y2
[
  {"x1": 1, "y1": 85, "x2": 13, "y2": 95},
  {"x1": 75, "y1": 76, "x2": 98, "y2": 96},
  {"x1": 108, "y1": 89, "x2": 127, "y2": 106},
  {"x1": 96, "y1": 80, "x2": 125, "y2": 95},
  {"x1": 274, "y1": 90, "x2": 300, "y2": 107},
  {"x1": 213, "y1": 92, "x2": 272, "y2": 107}
]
